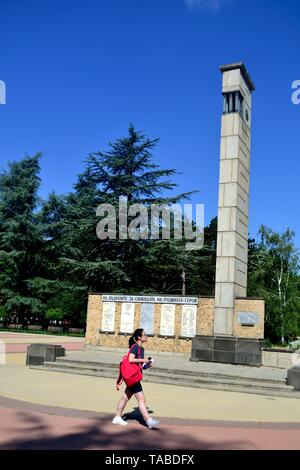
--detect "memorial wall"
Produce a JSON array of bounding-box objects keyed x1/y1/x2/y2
[{"x1": 85, "y1": 293, "x2": 264, "y2": 354}]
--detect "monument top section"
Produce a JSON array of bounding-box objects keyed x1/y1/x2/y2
[{"x1": 220, "y1": 62, "x2": 255, "y2": 92}]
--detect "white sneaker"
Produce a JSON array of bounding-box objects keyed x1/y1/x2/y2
[
  {"x1": 147, "y1": 418, "x2": 160, "y2": 429},
  {"x1": 112, "y1": 416, "x2": 128, "y2": 426}
]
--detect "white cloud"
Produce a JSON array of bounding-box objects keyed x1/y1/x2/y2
[{"x1": 185, "y1": 0, "x2": 232, "y2": 11}]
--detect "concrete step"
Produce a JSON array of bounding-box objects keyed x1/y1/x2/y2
[
  {"x1": 44, "y1": 360, "x2": 291, "y2": 389},
  {"x1": 53, "y1": 358, "x2": 288, "y2": 387},
  {"x1": 30, "y1": 364, "x2": 300, "y2": 399},
  {"x1": 29, "y1": 359, "x2": 300, "y2": 398}
]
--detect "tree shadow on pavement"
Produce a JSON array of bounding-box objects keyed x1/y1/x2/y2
[{"x1": 0, "y1": 409, "x2": 253, "y2": 450}]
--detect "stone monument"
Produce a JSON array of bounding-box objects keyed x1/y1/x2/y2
[
  {"x1": 191, "y1": 62, "x2": 265, "y2": 366},
  {"x1": 214, "y1": 62, "x2": 254, "y2": 335},
  {"x1": 85, "y1": 63, "x2": 265, "y2": 365}
]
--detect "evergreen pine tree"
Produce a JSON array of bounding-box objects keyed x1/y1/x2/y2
[
  {"x1": 60, "y1": 125, "x2": 197, "y2": 294},
  {"x1": 0, "y1": 154, "x2": 43, "y2": 322}
]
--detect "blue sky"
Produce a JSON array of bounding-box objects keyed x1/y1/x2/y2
[{"x1": 0, "y1": 0, "x2": 299, "y2": 247}]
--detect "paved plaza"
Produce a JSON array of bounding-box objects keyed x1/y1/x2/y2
[{"x1": 0, "y1": 332, "x2": 300, "y2": 450}]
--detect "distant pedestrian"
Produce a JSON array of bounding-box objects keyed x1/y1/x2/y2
[
  {"x1": 112, "y1": 328, "x2": 160, "y2": 429},
  {"x1": 22, "y1": 316, "x2": 29, "y2": 330},
  {"x1": 62, "y1": 319, "x2": 70, "y2": 334}
]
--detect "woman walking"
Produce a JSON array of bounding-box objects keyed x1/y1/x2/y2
[{"x1": 112, "y1": 328, "x2": 160, "y2": 429}]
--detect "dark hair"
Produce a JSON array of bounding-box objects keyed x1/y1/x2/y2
[{"x1": 129, "y1": 328, "x2": 144, "y2": 347}]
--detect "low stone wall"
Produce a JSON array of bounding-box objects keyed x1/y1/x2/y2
[
  {"x1": 262, "y1": 349, "x2": 296, "y2": 369},
  {"x1": 85, "y1": 293, "x2": 265, "y2": 354},
  {"x1": 86, "y1": 294, "x2": 205, "y2": 354}
]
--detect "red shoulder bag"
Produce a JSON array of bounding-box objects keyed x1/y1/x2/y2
[{"x1": 116, "y1": 344, "x2": 143, "y2": 390}]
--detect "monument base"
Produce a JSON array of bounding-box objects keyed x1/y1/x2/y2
[
  {"x1": 190, "y1": 335, "x2": 265, "y2": 367},
  {"x1": 26, "y1": 343, "x2": 65, "y2": 366}
]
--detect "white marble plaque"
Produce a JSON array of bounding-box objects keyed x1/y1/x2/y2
[
  {"x1": 238, "y1": 312, "x2": 259, "y2": 326},
  {"x1": 140, "y1": 303, "x2": 154, "y2": 335},
  {"x1": 181, "y1": 305, "x2": 197, "y2": 337},
  {"x1": 101, "y1": 302, "x2": 116, "y2": 332},
  {"x1": 160, "y1": 304, "x2": 175, "y2": 336},
  {"x1": 120, "y1": 303, "x2": 135, "y2": 333}
]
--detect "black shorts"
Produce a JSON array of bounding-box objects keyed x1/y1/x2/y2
[{"x1": 127, "y1": 381, "x2": 143, "y2": 394}]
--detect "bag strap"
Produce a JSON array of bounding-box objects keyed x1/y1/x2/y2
[
  {"x1": 128, "y1": 344, "x2": 136, "y2": 355},
  {"x1": 136, "y1": 345, "x2": 142, "y2": 369},
  {"x1": 127, "y1": 343, "x2": 141, "y2": 357}
]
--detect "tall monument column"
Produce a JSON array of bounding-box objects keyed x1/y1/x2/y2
[{"x1": 214, "y1": 63, "x2": 255, "y2": 336}]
